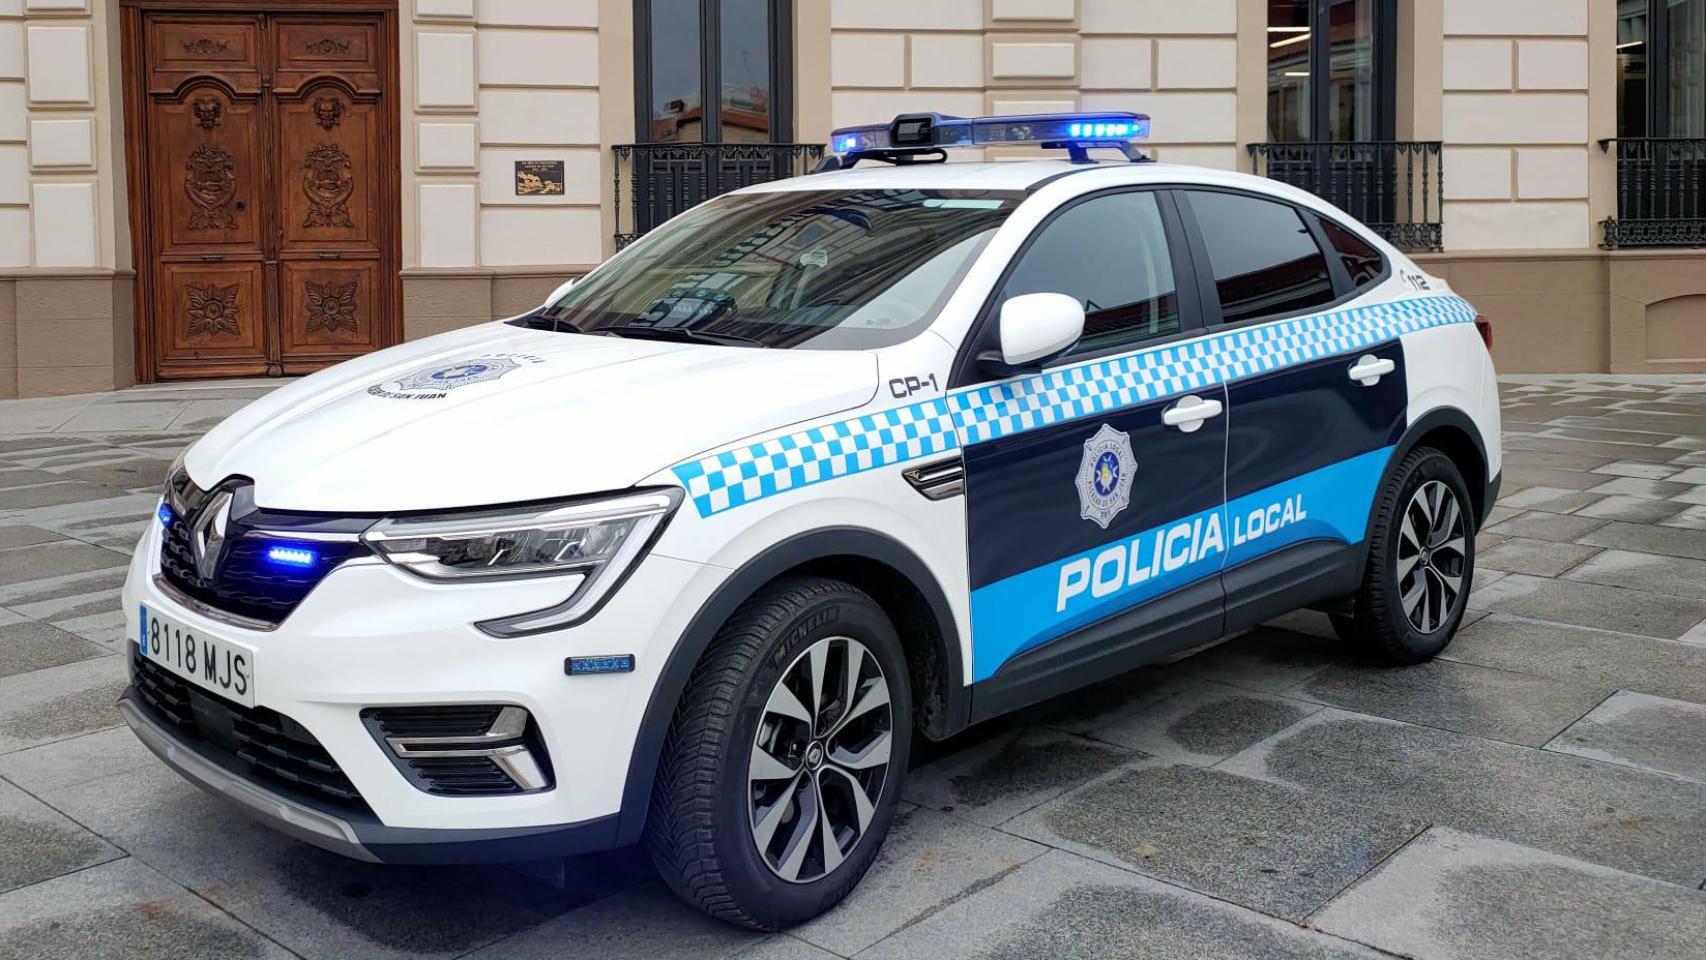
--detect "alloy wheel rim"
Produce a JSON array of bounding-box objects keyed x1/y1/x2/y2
[
  {"x1": 748, "y1": 635, "x2": 892, "y2": 884},
  {"x1": 1397, "y1": 480, "x2": 1467, "y2": 634}
]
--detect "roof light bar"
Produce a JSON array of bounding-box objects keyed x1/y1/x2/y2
[{"x1": 828, "y1": 111, "x2": 1150, "y2": 164}]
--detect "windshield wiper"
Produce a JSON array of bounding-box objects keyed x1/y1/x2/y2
[
  {"x1": 510, "y1": 310, "x2": 584, "y2": 333},
  {"x1": 600, "y1": 325, "x2": 768, "y2": 348}
]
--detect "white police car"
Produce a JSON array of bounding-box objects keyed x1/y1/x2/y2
[{"x1": 120, "y1": 112, "x2": 1500, "y2": 928}]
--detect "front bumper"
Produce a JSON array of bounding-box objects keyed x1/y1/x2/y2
[
  {"x1": 118, "y1": 690, "x2": 620, "y2": 863},
  {"x1": 120, "y1": 512, "x2": 721, "y2": 856}
]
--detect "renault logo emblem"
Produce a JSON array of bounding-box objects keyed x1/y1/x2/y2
[{"x1": 189, "y1": 491, "x2": 233, "y2": 580}]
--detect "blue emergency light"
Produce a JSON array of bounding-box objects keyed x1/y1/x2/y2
[
  {"x1": 826, "y1": 111, "x2": 1151, "y2": 167},
  {"x1": 265, "y1": 545, "x2": 318, "y2": 569}
]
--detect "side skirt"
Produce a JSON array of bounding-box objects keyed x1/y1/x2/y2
[
  {"x1": 1221, "y1": 538, "x2": 1366, "y2": 635},
  {"x1": 966, "y1": 578, "x2": 1223, "y2": 724}
]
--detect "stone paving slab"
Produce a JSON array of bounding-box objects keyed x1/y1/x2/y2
[
  {"x1": 0, "y1": 857, "x2": 299, "y2": 960},
  {"x1": 1219, "y1": 709, "x2": 1706, "y2": 887},
  {"x1": 1578, "y1": 519, "x2": 1706, "y2": 559},
  {"x1": 1467, "y1": 573, "x2": 1706, "y2": 639},
  {"x1": 902, "y1": 727, "x2": 1137, "y2": 826},
  {"x1": 1444, "y1": 613, "x2": 1706, "y2": 704},
  {"x1": 0, "y1": 726, "x2": 156, "y2": 794},
  {"x1": 0, "y1": 540, "x2": 128, "y2": 587},
  {"x1": 0, "y1": 525, "x2": 66, "y2": 549},
  {"x1": 0, "y1": 777, "x2": 123, "y2": 895},
  {"x1": 1476, "y1": 535, "x2": 1601, "y2": 577},
  {"x1": 790, "y1": 805, "x2": 1047, "y2": 956},
  {"x1": 1561, "y1": 548, "x2": 1706, "y2": 600},
  {"x1": 44, "y1": 762, "x2": 611, "y2": 959},
  {"x1": 0, "y1": 618, "x2": 111, "y2": 678},
  {"x1": 1480, "y1": 510, "x2": 1610, "y2": 543},
  {"x1": 1314, "y1": 828, "x2": 1706, "y2": 960},
  {"x1": 1080, "y1": 680, "x2": 1319, "y2": 764},
  {"x1": 1160, "y1": 625, "x2": 1341, "y2": 695},
  {"x1": 0, "y1": 655, "x2": 128, "y2": 753},
  {"x1": 1006, "y1": 762, "x2": 1424, "y2": 921},
  {"x1": 1573, "y1": 493, "x2": 1688, "y2": 522},
  {"x1": 1544, "y1": 691, "x2": 1706, "y2": 784},
  {"x1": 463, "y1": 882, "x2": 761, "y2": 960},
  {"x1": 1289, "y1": 658, "x2": 1611, "y2": 747},
  {"x1": 858, "y1": 849, "x2": 1386, "y2": 960}
]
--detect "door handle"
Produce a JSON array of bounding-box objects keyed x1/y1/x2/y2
[
  {"x1": 1348, "y1": 355, "x2": 1397, "y2": 386},
  {"x1": 1162, "y1": 394, "x2": 1223, "y2": 433}
]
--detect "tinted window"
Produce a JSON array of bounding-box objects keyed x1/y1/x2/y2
[
  {"x1": 1001, "y1": 191, "x2": 1181, "y2": 358},
  {"x1": 1188, "y1": 191, "x2": 1336, "y2": 324},
  {"x1": 1318, "y1": 216, "x2": 1385, "y2": 289}
]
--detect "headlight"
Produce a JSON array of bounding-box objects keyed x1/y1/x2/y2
[{"x1": 361, "y1": 488, "x2": 683, "y2": 636}]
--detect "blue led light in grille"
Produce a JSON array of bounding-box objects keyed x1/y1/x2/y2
[
  {"x1": 265, "y1": 545, "x2": 318, "y2": 568},
  {"x1": 157, "y1": 504, "x2": 173, "y2": 528}
]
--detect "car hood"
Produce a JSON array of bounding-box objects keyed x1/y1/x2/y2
[{"x1": 185, "y1": 323, "x2": 878, "y2": 513}]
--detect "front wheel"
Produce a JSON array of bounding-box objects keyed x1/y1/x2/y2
[
  {"x1": 1341, "y1": 446, "x2": 1476, "y2": 664},
  {"x1": 647, "y1": 576, "x2": 912, "y2": 930}
]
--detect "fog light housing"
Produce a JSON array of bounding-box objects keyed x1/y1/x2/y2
[{"x1": 362, "y1": 705, "x2": 553, "y2": 796}]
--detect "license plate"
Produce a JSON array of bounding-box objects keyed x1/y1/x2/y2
[{"x1": 137, "y1": 603, "x2": 257, "y2": 707}]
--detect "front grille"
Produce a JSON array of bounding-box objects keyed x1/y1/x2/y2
[
  {"x1": 131, "y1": 653, "x2": 369, "y2": 812},
  {"x1": 157, "y1": 480, "x2": 370, "y2": 626},
  {"x1": 363, "y1": 706, "x2": 554, "y2": 796}
]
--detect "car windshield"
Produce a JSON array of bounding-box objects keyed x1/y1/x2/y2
[{"x1": 533, "y1": 188, "x2": 1022, "y2": 349}]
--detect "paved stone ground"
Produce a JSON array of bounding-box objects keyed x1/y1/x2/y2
[{"x1": 2, "y1": 375, "x2": 1705, "y2": 960}]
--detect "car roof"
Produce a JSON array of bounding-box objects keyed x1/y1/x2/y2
[{"x1": 740, "y1": 159, "x2": 1272, "y2": 195}]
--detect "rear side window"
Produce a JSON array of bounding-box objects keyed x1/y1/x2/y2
[
  {"x1": 1318, "y1": 216, "x2": 1386, "y2": 289},
  {"x1": 1186, "y1": 190, "x2": 1336, "y2": 324},
  {"x1": 1000, "y1": 191, "x2": 1181, "y2": 358}
]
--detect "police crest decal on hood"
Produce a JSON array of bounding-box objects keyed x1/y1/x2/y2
[
  {"x1": 1077, "y1": 423, "x2": 1137, "y2": 529},
  {"x1": 368, "y1": 354, "x2": 545, "y2": 400}
]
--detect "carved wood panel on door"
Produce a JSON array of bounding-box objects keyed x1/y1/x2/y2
[{"x1": 127, "y1": 5, "x2": 400, "y2": 381}]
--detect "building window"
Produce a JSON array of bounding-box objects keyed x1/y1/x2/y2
[
  {"x1": 1619, "y1": 0, "x2": 1706, "y2": 138},
  {"x1": 1266, "y1": 0, "x2": 1396, "y2": 142},
  {"x1": 636, "y1": 0, "x2": 793, "y2": 144}
]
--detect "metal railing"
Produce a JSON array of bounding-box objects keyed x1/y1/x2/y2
[
  {"x1": 1248, "y1": 141, "x2": 1444, "y2": 252},
  {"x1": 612, "y1": 142, "x2": 824, "y2": 248},
  {"x1": 1599, "y1": 138, "x2": 1706, "y2": 249}
]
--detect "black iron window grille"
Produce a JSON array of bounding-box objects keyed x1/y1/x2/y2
[
  {"x1": 1248, "y1": 141, "x2": 1444, "y2": 252},
  {"x1": 1599, "y1": 138, "x2": 1706, "y2": 248},
  {"x1": 611, "y1": 142, "x2": 824, "y2": 248}
]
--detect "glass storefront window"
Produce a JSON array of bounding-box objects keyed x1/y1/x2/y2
[
  {"x1": 648, "y1": 0, "x2": 703, "y2": 143},
  {"x1": 1268, "y1": 0, "x2": 1388, "y2": 142},
  {"x1": 1619, "y1": 0, "x2": 1706, "y2": 137},
  {"x1": 719, "y1": 0, "x2": 773, "y2": 143},
  {"x1": 1670, "y1": 0, "x2": 1705, "y2": 137},
  {"x1": 1267, "y1": 0, "x2": 1312, "y2": 142}
]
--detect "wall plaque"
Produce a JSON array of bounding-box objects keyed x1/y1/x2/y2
[{"x1": 515, "y1": 160, "x2": 565, "y2": 196}]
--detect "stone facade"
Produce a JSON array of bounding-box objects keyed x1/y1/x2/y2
[{"x1": 0, "y1": 0, "x2": 1701, "y2": 396}]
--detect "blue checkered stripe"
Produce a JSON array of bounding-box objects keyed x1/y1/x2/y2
[
  {"x1": 674, "y1": 295, "x2": 1475, "y2": 516},
  {"x1": 674, "y1": 397, "x2": 960, "y2": 517},
  {"x1": 951, "y1": 295, "x2": 1475, "y2": 445}
]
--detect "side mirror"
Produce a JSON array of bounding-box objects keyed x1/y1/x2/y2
[
  {"x1": 542, "y1": 277, "x2": 578, "y2": 309},
  {"x1": 995, "y1": 292, "x2": 1085, "y2": 369}
]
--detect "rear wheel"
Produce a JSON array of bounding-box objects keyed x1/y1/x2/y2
[
  {"x1": 1341, "y1": 447, "x2": 1476, "y2": 664},
  {"x1": 647, "y1": 576, "x2": 911, "y2": 930}
]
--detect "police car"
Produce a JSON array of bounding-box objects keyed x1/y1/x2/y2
[{"x1": 120, "y1": 112, "x2": 1500, "y2": 929}]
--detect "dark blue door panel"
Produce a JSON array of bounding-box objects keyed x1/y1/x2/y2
[
  {"x1": 964, "y1": 386, "x2": 1227, "y2": 680},
  {"x1": 1223, "y1": 338, "x2": 1408, "y2": 570}
]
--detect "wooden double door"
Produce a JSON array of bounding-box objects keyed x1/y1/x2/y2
[{"x1": 127, "y1": 6, "x2": 400, "y2": 380}]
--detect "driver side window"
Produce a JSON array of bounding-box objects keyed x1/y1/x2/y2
[{"x1": 1000, "y1": 191, "x2": 1181, "y2": 359}]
